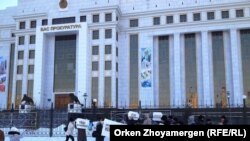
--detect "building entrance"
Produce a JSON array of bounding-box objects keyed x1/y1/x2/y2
[{"x1": 55, "y1": 94, "x2": 71, "y2": 109}]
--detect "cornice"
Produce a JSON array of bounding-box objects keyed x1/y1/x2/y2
[
  {"x1": 121, "y1": 1, "x2": 250, "y2": 18},
  {"x1": 0, "y1": 24, "x2": 15, "y2": 29},
  {"x1": 13, "y1": 13, "x2": 48, "y2": 20},
  {"x1": 121, "y1": 17, "x2": 250, "y2": 33},
  {"x1": 80, "y1": 5, "x2": 122, "y2": 16}
]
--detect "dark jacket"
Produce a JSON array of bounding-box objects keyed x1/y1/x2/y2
[{"x1": 95, "y1": 122, "x2": 105, "y2": 141}]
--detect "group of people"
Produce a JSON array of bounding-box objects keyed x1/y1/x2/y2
[{"x1": 65, "y1": 117, "x2": 105, "y2": 141}]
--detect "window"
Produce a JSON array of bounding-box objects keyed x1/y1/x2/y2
[
  {"x1": 193, "y1": 13, "x2": 201, "y2": 21},
  {"x1": 222, "y1": 11, "x2": 229, "y2": 19},
  {"x1": 105, "y1": 61, "x2": 112, "y2": 70},
  {"x1": 18, "y1": 51, "x2": 24, "y2": 59},
  {"x1": 29, "y1": 50, "x2": 35, "y2": 59},
  {"x1": 166, "y1": 16, "x2": 173, "y2": 24},
  {"x1": 30, "y1": 20, "x2": 36, "y2": 28},
  {"x1": 11, "y1": 33, "x2": 15, "y2": 37},
  {"x1": 19, "y1": 36, "x2": 25, "y2": 45},
  {"x1": 93, "y1": 14, "x2": 99, "y2": 23},
  {"x1": 116, "y1": 32, "x2": 118, "y2": 41},
  {"x1": 130, "y1": 19, "x2": 138, "y2": 27},
  {"x1": 153, "y1": 17, "x2": 160, "y2": 25},
  {"x1": 17, "y1": 65, "x2": 23, "y2": 74},
  {"x1": 105, "y1": 29, "x2": 112, "y2": 39},
  {"x1": 105, "y1": 45, "x2": 112, "y2": 54},
  {"x1": 28, "y1": 65, "x2": 34, "y2": 74},
  {"x1": 19, "y1": 21, "x2": 25, "y2": 29},
  {"x1": 116, "y1": 47, "x2": 118, "y2": 57},
  {"x1": 92, "y1": 30, "x2": 99, "y2": 40},
  {"x1": 116, "y1": 63, "x2": 118, "y2": 72},
  {"x1": 207, "y1": 12, "x2": 215, "y2": 20},
  {"x1": 52, "y1": 17, "x2": 75, "y2": 25},
  {"x1": 236, "y1": 9, "x2": 244, "y2": 18},
  {"x1": 42, "y1": 19, "x2": 48, "y2": 26},
  {"x1": 92, "y1": 62, "x2": 99, "y2": 71},
  {"x1": 105, "y1": 13, "x2": 112, "y2": 22},
  {"x1": 29, "y1": 35, "x2": 36, "y2": 44},
  {"x1": 80, "y1": 16, "x2": 86, "y2": 22},
  {"x1": 92, "y1": 46, "x2": 99, "y2": 55},
  {"x1": 180, "y1": 14, "x2": 187, "y2": 22}
]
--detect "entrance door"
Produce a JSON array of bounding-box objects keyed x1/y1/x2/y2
[{"x1": 55, "y1": 94, "x2": 71, "y2": 110}]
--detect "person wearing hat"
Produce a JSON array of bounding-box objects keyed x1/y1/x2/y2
[{"x1": 8, "y1": 127, "x2": 21, "y2": 141}]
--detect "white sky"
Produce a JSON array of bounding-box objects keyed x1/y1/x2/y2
[{"x1": 0, "y1": 0, "x2": 17, "y2": 10}]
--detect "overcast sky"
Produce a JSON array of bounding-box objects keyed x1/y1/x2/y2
[{"x1": 0, "y1": 0, "x2": 17, "y2": 10}]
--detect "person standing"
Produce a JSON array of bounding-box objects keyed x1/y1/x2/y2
[
  {"x1": 65, "y1": 117, "x2": 75, "y2": 141},
  {"x1": 8, "y1": 127, "x2": 21, "y2": 141},
  {"x1": 0, "y1": 129, "x2": 4, "y2": 141},
  {"x1": 94, "y1": 117, "x2": 105, "y2": 141}
]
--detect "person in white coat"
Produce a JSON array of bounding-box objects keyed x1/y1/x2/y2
[
  {"x1": 8, "y1": 127, "x2": 21, "y2": 141},
  {"x1": 65, "y1": 117, "x2": 75, "y2": 141}
]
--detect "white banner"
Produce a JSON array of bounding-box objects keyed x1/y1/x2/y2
[
  {"x1": 75, "y1": 118, "x2": 90, "y2": 129},
  {"x1": 101, "y1": 119, "x2": 124, "y2": 137}
]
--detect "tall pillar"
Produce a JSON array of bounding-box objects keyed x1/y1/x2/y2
[
  {"x1": 173, "y1": 33, "x2": 184, "y2": 107},
  {"x1": 99, "y1": 28, "x2": 105, "y2": 107},
  {"x1": 196, "y1": 33, "x2": 203, "y2": 107},
  {"x1": 201, "y1": 31, "x2": 213, "y2": 107},
  {"x1": 230, "y1": 29, "x2": 243, "y2": 106},
  {"x1": 223, "y1": 31, "x2": 234, "y2": 106}
]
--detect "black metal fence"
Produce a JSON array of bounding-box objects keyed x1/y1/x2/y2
[{"x1": 0, "y1": 106, "x2": 249, "y2": 137}]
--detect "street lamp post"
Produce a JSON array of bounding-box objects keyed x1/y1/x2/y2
[
  {"x1": 92, "y1": 98, "x2": 97, "y2": 120},
  {"x1": 83, "y1": 93, "x2": 87, "y2": 109},
  {"x1": 243, "y1": 95, "x2": 247, "y2": 124},
  {"x1": 227, "y1": 91, "x2": 231, "y2": 124}
]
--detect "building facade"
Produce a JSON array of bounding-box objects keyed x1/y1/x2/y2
[{"x1": 0, "y1": 0, "x2": 250, "y2": 109}]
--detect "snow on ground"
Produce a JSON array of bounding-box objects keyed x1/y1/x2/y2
[{"x1": 4, "y1": 137, "x2": 110, "y2": 141}]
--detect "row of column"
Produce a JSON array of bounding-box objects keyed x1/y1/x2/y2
[{"x1": 171, "y1": 29, "x2": 243, "y2": 107}]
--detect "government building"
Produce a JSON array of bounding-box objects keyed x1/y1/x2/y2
[{"x1": 0, "y1": 0, "x2": 250, "y2": 110}]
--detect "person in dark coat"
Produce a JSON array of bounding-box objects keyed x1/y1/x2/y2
[
  {"x1": 94, "y1": 117, "x2": 105, "y2": 141},
  {"x1": 0, "y1": 129, "x2": 4, "y2": 141}
]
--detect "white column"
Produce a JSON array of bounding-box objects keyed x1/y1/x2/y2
[
  {"x1": 22, "y1": 35, "x2": 29, "y2": 95},
  {"x1": 196, "y1": 33, "x2": 203, "y2": 107},
  {"x1": 33, "y1": 30, "x2": 45, "y2": 108},
  {"x1": 12, "y1": 38, "x2": 19, "y2": 105},
  {"x1": 111, "y1": 28, "x2": 117, "y2": 107},
  {"x1": 169, "y1": 35, "x2": 174, "y2": 107},
  {"x1": 223, "y1": 31, "x2": 234, "y2": 106},
  {"x1": 230, "y1": 29, "x2": 243, "y2": 106},
  {"x1": 76, "y1": 23, "x2": 88, "y2": 107},
  {"x1": 153, "y1": 37, "x2": 159, "y2": 107},
  {"x1": 173, "y1": 33, "x2": 184, "y2": 107},
  {"x1": 201, "y1": 31, "x2": 213, "y2": 107},
  {"x1": 99, "y1": 28, "x2": 105, "y2": 107}
]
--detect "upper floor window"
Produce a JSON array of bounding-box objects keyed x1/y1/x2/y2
[
  {"x1": 92, "y1": 46, "x2": 99, "y2": 55},
  {"x1": 153, "y1": 17, "x2": 160, "y2": 25},
  {"x1": 30, "y1": 20, "x2": 36, "y2": 28},
  {"x1": 29, "y1": 35, "x2": 36, "y2": 44},
  {"x1": 207, "y1": 12, "x2": 215, "y2": 20},
  {"x1": 18, "y1": 51, "x2": 24, "y2": 60},
  {"x1": 105, "y1": 29, "x2": 112, "y2": 39},
  {"x1": 105, "y1": 13, "x2": 112, "y2": 22},
  {"x1": 166, "y1": 16, "x2": 173, "y2": 24},
  {"x1": 19, "y1": 21, "x2": 25, "y2": 29},
  {"x1": 180, "y1": 14, "x2": 187, "y2": 22},
  {"x1": 130, "y1": 19, "x2": 138, "y2": 27},
  {"x1": 52, "y1": 17, "x2": 75, "y2": 25},
  {"x1": 29, "y1": 50, "x2": 35, "y2": 59},
  {"x1": 105, "y1": 45, "x2": 112, "y2": 54},
  {"x1": 42, "y1": 19, "x2": 48, "y2": 26},
  {"x1": 18, "y1": 36, "x2": 25, "y2": 45},
  {"x1": 93, "y1": 14, "x2": 99, "y2": 23},
  {"x1": 193, "y1": 13, "x2": 201, "y2": 21},
  {"x1": 236, "y1": 9, "x2": 244, "y2": 18},
  {"x1": 80, "y1": 16, "x2": 86, "y2": 22},
  {"x1": 221, "y1": 10, "x2": 229, "y2": 19},
  {"x1": 92, "y1": 30, "x2": 99, "y2": 40}
]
